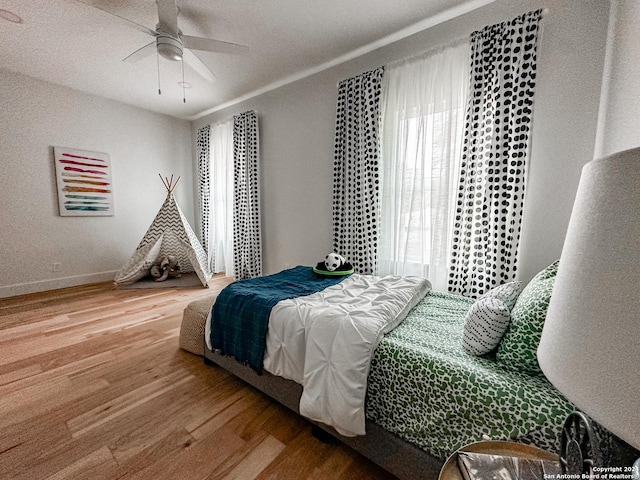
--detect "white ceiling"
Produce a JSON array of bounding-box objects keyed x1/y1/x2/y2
[{"x1": 0, "y1": 0, "x2": 487, "y2": 120}]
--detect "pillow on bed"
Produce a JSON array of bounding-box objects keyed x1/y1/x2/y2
[
  {"x1": 462, "y1": 281, "x2": 522, "y2": 356},
  {"x1": 478, "y1": 281, "x2": 522, "y2": 310},
  {"x1": 496, "y1": 261, "x2": 559, "y2": 373},
  {"x1": 531, "y1": 259, "x2": 560, "y2": 281}
]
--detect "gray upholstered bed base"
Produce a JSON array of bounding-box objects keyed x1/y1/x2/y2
[{"x1": 203, "y1": 346, "x2": 444, "y2": 480}]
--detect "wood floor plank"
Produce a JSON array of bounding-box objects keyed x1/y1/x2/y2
[
  {"x1": 122, "y1": 426, "x2": 246, "y2": 480},
  {"x1": 0, "y1": 313, "x2": 71, "y2": 343},
  {"x1": 67, "y1": 371, "x2": 195, "y2": 438},
  {"x1": 45, "y1": 445, "x2": 118, "y2": 480},
  {"x1": 0, "y1": 375, "x2": 110, "y2": 428},
  {"x1": 111, "y1": 426, "x2": 196, "y2": 477},
  {"x1": 0, "y1": 349, "x2": 114, "y2": 396},
  {"x1": 216, "y1": 433, "x2": 286, "y2": 480},
  {"x1": 260, "y1": 401, "x2": 308, "y2": 444},
  {"x1": 0, "y1": 362, "x2": 42, "y2": 387},
  {"x1": 0, "y1": 278, "x2": 398, "y2": 480},
  {"x1": 0, "y1": 326, "x2": 89, "y2": 366},
  {"x1": 254, "y1": 428, "x2": 335, "y2": 480},
  {"x1": 0, "y1": 412, "x2": 76, "y2": 479},
  {"x1": 190, "y1": 388, "x2": 266, "y2": 441},
  {"x1": 304, "y1": 447, "x2": 356, "y2": 480}
]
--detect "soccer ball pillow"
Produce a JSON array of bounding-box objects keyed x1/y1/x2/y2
[{"x1": 324, "y1": 252, "x2": 345, "y2": 271}]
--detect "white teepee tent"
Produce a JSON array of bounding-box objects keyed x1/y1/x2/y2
[{"x1": 114, "y1": 175, "x2": 212, "y2": 287}]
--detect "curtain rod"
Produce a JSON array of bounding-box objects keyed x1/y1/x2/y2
[
  {"x1": 386, "y1": 36, "x2": 470, "y2": 69},
  {"x1": 387, "y1": 7, "x2": 548, "y2": 70}
]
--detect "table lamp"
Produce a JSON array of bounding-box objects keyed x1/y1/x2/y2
[{"x1": 537, "y1": 146, "x2": 640, "y2": 474}]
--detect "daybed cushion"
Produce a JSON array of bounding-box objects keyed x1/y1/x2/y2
[
  {"x1": 180, "y1": 295, "x2": 217, "y2": 355},
  {"x1": 366, "y1": 290, "x2": 573, "y2": 460},
  {"x1": 495, "y1": 261, "x2": 559, "y2": 374},
  {"x1": 462, "y1": 281, "x2": 522, "y2": 355}
]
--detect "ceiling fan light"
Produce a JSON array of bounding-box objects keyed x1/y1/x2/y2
[{"x1": 156, "y1": 35, "x2": 183, "y2": 61}]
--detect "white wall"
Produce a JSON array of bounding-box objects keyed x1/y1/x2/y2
[
  {"x1": 193, "y1": 0, "x2": 610, "y2": 284},
  {"x1": 595, "y1": 0, "x2": 640, "y2": 157},
  {"x1": 516, "y1": 0, "x2": 610, "y2": 282},
  {"x1": 0, "y1": 69, "x2": 193, "y2": 298}
]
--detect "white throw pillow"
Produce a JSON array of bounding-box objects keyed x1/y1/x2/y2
[
  {"x1": 462, "y1": 297, "x2": 511, "y2": 355},
  {"x1": 478, "y1": 281, "x2": 522, "y2": 310},
  {"x1": 462, "y1": 282, "x2": 522, "y2": 356}
]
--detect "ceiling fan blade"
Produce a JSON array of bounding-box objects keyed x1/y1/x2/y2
[
  {"x1": 156, "y1": 0, "x2": 179, "y2": 36},
  {"x1": 123, "y1": 42, "x2": 156, "y2": 63},
  {"x1": 183, "y1": 49, "x2": 217, "y2": 83},
  {"x1": 183, "y1": 35, "x2": 250, "y2": 56},
  {"x1": 76, "y1": 0, "x2": 156, "y2": 37}
]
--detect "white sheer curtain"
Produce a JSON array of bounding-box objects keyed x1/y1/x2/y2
[
  {"x1": 378, "y1": 40, "x2": 470, "y2": 291},
  {"x1": 208, "y1": 118, "x2": 235, "y2": 277}
]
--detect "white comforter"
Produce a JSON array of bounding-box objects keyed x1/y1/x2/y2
[{"x1": 263, "y1": 274, "x2": 431, "y2": 436}]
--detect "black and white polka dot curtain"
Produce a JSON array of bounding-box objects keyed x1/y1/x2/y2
[
  {"x1": 448, "y1": 10, "x2": 543, "y2": 297},
  {"x1": 232, "y1": 110, "x2": 262, "y2": 280},
  {"x1": 331, "y1": 67, "x2": 384, "y2": 274},
  {"x1": 196, "y1": 125, "x2": 211, "y2": 262}
]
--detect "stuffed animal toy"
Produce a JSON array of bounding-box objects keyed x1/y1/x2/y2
[
  {"x1": 314, "y1": 252, "x2": 353, "y2": 277},
  {"x1": 150, "y1": 255, "x2": 181, "y2": 282},
  {"x1": 324, "y1": 252, "x2": 345, "y2": 272}
]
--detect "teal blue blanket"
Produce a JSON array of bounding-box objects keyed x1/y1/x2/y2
[{"x1": 209, "y1": 266, "x2": 349, "y2": 373}]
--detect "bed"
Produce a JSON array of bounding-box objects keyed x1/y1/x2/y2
[{"x1": 183, "y1": 263, "x2": 578, "y2": 479}]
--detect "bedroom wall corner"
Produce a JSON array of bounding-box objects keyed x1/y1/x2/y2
[
  {"x1": 594, "y1": 0, "x2": 640, "y2": 157},
  {"x1": 516, "y1": 0, "x2": 611, "y2": 283},
  {"x1": 0, "y1": 69, "x2": 194, "y2": 298},
  {"x1": 192, "y1": 75, "x2": 340, "y2": 276}
]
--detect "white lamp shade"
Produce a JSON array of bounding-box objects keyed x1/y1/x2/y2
[{"x1": 538, "y1": 147, "x2": 640, "y2": 451}]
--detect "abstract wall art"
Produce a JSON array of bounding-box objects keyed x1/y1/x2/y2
[{"x1": 53, "y1": 147, "x2": 114, "y2": 216}]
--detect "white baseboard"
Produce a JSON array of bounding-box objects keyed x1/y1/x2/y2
[{"x1": 0, "y1": 271, "x2": 119, "y2": 299}]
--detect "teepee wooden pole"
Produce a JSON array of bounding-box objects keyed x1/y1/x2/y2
[
  {"x1": 159, "y1": 174, "x2": 181, "y2": 195},
  {"x1": 159, "y1": 174, "x2": 169, "y2": 192}
]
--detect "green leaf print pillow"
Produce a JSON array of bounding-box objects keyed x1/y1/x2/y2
[{"x1": 496, "y1": 261, "x2": 559, "y2": 374}]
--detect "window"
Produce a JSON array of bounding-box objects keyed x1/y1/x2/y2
[
  {"x1": 378, "y1": 41, "x2": 469, "y2": 291},
  {"x1": 207, "y1": 118, "x2": 234, "y2": 276}
]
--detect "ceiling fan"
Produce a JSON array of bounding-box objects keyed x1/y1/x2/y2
[{"x1": 79, "y1": 0, "x2": 249, "y2": 84}]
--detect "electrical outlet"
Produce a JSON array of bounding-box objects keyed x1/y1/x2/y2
[{"x1": 52, "y1": 262, "x2": 61, "y2": 272}]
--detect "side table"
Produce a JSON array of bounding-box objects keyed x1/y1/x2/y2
[{"x1": 439, "y1": 440, "x2": 560, "y2": 480}]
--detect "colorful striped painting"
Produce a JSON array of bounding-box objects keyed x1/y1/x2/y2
[{"x1": 54, "y1": 147, "x2": 114, "y2": 216}]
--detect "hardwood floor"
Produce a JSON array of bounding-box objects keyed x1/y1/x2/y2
[{"x1": 0, "y1": 277, "x2": 396, "y2": 480}]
